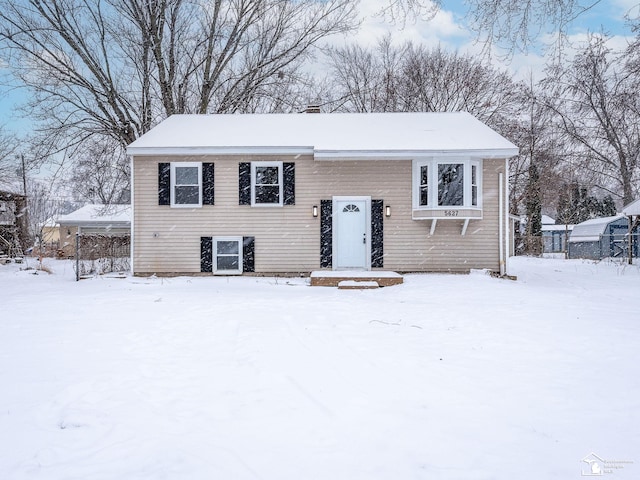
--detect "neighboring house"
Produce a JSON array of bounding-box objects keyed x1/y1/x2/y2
[
  {"x1": 39, "y1": 217, "x2": 60, "y2": 245},
  {"x1": 568, "y1": 215, "x2": 635, "y2": 260},
  {"x1": 541, "y1": 215, "x2": 573, "y2": 254},
  {"x1": 57, "y1": 204, "x2": 131, "y2": 257},
  {"x1": 622, "y1": 198, "x2": 640, "y2": 217},
  {"x1": 126, "y1": 112, "x2": 519, "y2": 276},
  {"x1": 0, "y1": 189, "x2": 28, "y2": 258}
]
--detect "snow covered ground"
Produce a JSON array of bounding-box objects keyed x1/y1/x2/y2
[{"x1": 1, "y1": 257, "x2": 638, "y2": 479}]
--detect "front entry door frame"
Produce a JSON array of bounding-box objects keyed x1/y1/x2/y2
[{"x1": 333, "y1": 196, "x2": 371, "y2": 271}]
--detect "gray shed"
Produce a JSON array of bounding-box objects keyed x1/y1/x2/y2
[
  {"x1": 568, "y1": 215, "x2": 636, "y2": 260},
  {"x1": 540, "y1": 215, "x2": 573, "y2": 254}
]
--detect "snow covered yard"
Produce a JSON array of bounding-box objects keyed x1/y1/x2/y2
[{"x1": 1, "y1": 257, "x2": 638, "y2": 480}]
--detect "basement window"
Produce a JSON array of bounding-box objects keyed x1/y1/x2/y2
[{"x1": 213, "y1": 237, "x2": 243, "y2": 275}]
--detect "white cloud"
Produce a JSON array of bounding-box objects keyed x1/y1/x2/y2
[
  {"x1": 612, "y1": 0, "x2": 640, "y2": 17},
  {"x1": 331, "y1": 0, "x2": 468, "y2": 49}
]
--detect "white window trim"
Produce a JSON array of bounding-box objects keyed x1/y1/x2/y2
[
  {"x1": 470, "y1": 161, "x2": 481, "y2": 207},
  {"x1": 170, "y1": 162, "x2": 203, "y2": 208},
  {"x1": 213, "y1": 236, "x2": 243, "y2": 275},
  {"x1": 412, "y1": 158, "x2": 482, "y2": 210},
  {"x1": 251, "y1": 161, "x2": 283, "y2": 207}
]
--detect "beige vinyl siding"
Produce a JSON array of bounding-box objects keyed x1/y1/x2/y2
[{"x1": 133, "y1": 155, "x2": 505, "y2": 274}]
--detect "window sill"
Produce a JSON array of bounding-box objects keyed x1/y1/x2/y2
[{"x1": 412, "y1": 208, "x2": 482, "y2": 220}]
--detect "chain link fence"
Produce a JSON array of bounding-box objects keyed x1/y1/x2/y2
[
  {"x1": 74, "y1": 234, "x2": 130, "y2": 280},
  {"x1": 517, "y1": 233, "x2": 639, "y2": 261}
]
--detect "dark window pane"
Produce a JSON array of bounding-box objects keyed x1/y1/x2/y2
[
  {"x1": 255, "y1": 185, "x2": 280, "y2": 204},
  {"x1": 175, "y1": 185, "x2": 199, "y2": 204},
  {"x1": 420, "y1": 165, "x2": 428, "y2": 186},
  {"x1": 175, "y1": 166, "x2": 198, "y2": 185},
  {"x1": 420, "y1": 186, "x2": 429, "y2": 206},
  {"x1": 256, "y1": 166, "x2": 279, "y2": 185},
  {"x1": 471, "y1": 165, "x2": 478, "y2": 206},
  {"x1": 438, "y1": 164, "x2": 464, "y2": 206},
  {"x1": 217, "y1": 241, "x2": 239, "y2": 255},
  {"x1": 217, "y1": 255, "x2": 239, "y2": 270}
]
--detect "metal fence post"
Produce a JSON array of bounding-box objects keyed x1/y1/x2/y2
[{"x1": 76, "y1": 232, "x2": 79, "y2": 282}]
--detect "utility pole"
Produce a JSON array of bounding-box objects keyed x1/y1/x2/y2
[
  {"x1": 17, "y1": 154, "x2": 30, "y2": 254},
  {"x1": 20, "y1": 154, "x2": 27, "y2": 196}
]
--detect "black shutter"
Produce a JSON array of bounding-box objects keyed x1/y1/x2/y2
[
  {"x1": 371, "y1": 200, "x2": 384, "y2": 268},
  {"x1": 203, "y1": 163, "x2": 215, "y2": 205},
  {"x1": 239, "y1": 162, "x2": 251, "y2": 205},
  {"x1": 320, "y1": 200, "x2": 332, "y2": 268},
  {"x1": 201, "y1": 237, "x2": 213, "y2": 273},
  {"x1": 283, "y1": 162, "x2": 295, "y2": 205},
  {"x1": 158, "y1": 163, "x2": 170, "y2": 206},
  {"x1": 243, "y1": 236, "x2": 255, "y2": 272}
]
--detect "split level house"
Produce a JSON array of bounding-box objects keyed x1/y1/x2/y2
[{"x1": 126, "y1": 112, "x2": 519, "y2": 277}]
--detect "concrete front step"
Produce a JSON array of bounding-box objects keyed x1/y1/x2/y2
[
  {"x1": 338, "y1": 280, "x2": 380, "y2": 290},
  {"x1": 310, "y1": 271, "x2": 403, "y2": 287}
]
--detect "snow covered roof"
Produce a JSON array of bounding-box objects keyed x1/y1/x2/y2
[
  {"x1": 38, "y1": 216, "x2": 59, "y2": 228},
  {"x1": 568, "y1": 214, "x2": 626, "y2": 242},
  {"x1": 57, "y1": 204, "x2": 131, "y2": 227},
  {"x1": 622, "y1": 198, "x2": 640, "y2": 216},
  {"x1": 542, "y1": 224, "x2": 573, "y2": 232},
  {"x1": 541, "y1": 215, "x2": 555, "y2": 225},
  {"x1": 126, "y1": 112, "x2": 519, "y2": 160},
  {"x1": 0, "y1": 188, "x2": 26, "y2": 199}
]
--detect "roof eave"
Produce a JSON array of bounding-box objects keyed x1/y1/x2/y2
[
  {"x1": 57, "y1": 220, "x2": 131, "y2": 228},
  {"x1": 126, "y1": 146, "x2": 314, "y2": 156},
  {"x1": 127, "y1": 146, "x2": 520, "y2": 159},
  {"x1": 313, "y1": 148, "x2": 520, "y2": 161}
]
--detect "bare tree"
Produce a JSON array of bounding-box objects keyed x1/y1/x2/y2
[
  {"x1": 0, "y1": 0, "x2": 358, "y2": 152},
  {"x1": 0, "y1": 126, "x2": 19, "y2": 191},
  {"x1": 326, "y1": 38, "x2": 523, "y2": 129},
  {"x1": 69, "y1": 137, "x2": 130, "y2": 205},
  {"x1": 397, "y1": 44, "x2": 522, "y2": 129},
  {"x1": 507, "y1": 80, "x2": 568, "y2": 215},
  {"x1": 466, "y1": 0, "x2": 603, "y2": 55},
  {"x1": 326, "y1": 36, "x2": 404, "y2": 112},
  {"x1": 540, "y1": 35, "x2": 640, "y2": 205},
  {"x1": 375, "y1": 0, "x2": 441, "y2": 25}
]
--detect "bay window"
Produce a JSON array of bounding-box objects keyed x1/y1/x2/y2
[
  {"x1": 413, "y1": 158, "x2": 482, "y2": 217},
  {"x1": 437, "y1": 163, "x2": 464, "y2": 206}
]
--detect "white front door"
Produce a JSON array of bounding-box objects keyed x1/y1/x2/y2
[{"x1": 335, "y1": 198, "x2": 369, "y2": 270}]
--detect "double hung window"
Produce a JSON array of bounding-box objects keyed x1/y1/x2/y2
[
  {"x1": 252, "y1": 162, "x2": 283, "y2": 206},
  {"x1": 171, "y1": 163, "x2": 202, "y2": 207},
  {"x1": 159, "y1": 162, "x2": 213, "y2": 207}
]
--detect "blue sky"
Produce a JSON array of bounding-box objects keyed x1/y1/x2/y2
[
  {"x1": 0, "y1": 0, "x2": 637, "y2": 134},
  {"x1": 352, "y1": 0, "x2": 637, "y2": 77}
]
